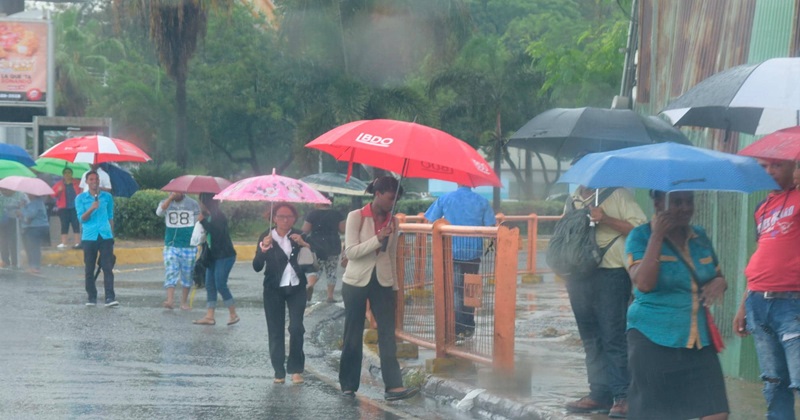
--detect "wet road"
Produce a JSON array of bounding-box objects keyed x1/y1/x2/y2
[{"x1": 0, "y1": 263, "x2": 465, "y2": 420}]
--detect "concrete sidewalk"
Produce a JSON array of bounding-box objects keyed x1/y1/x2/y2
[{"x1": 38, "y1": 241, "x2": 785, "y2": 420}]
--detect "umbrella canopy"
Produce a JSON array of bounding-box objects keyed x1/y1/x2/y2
[
  {"x1": 0, "y1": 160, "x2": 36, "y2": 178},
  {"x1": 305, "y1": 119, "x2": 501, "y2": 188},
  {"x1": 214, "y1": 169, "x2": 331, "y2": 204},
  {"x1": 507, "y1": 107, "x2": 691, "y2": 160},
  {"x1": 300, "y1": 172, "x2": 369, "y2": 196},
  {"x1": 0, "y1": 176, "x2": 54, "y2": 196},
  {"x1": 0, "y1": 143, "x2": 35, "y2": 166},
  {"x1": 738, "y1": 126, "x2": 800, "y2": 161},
  {"x1": 40, "y1": 135, "x2": 152, "y2": 164},
  {"x1": 99, "y1": 163, "x2": 139, "y2": 198},
  {"x1": 557, "y1": 142, "x2": 778, "y2": 193},
  {"x1": 32, "y1": 157, "x2": 91, "y2": 177},
  {"x1": 162, "y1": 175, "x2": 233, "y2": 194},
  {"x1": 661, "y1": 57, "x2": 800, "y2": 135}
]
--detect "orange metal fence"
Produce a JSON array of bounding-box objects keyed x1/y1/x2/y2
[{"x1": 394, "y1": 220, "x2": 519, "y2": 371}]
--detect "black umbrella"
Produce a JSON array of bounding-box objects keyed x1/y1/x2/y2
[
  {"x1": 660, "y1": 57, "x2": 800, "y2": 135},
  {"x1": 507, "y1": 107, "x2": 691, "y2": 160}
]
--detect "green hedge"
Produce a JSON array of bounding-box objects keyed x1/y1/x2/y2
[{"x1": 113, "y1": 190, "x2": 565, "y2": 240}]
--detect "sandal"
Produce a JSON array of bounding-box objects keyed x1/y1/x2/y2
[
  {"x1": 291, "y1": 374, "x2": 304, "y2": 384},
  {"x1": 192, "y1": 318, "x2": 215, "y2": 325},
  {"x1": 274, "y1": 378, "x2": 285, "y2": 384},
  {"x1": 162, "y1": 301, "x2": 174, "y2": 310},
  {"x1": 227, "y1": 316, "x2": 240, "y2": 326}
]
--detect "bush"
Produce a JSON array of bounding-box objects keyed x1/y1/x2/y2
[
  {"x1": 114, "y1": 189, "x2": 169, "y2": 239},
  {"x1": 131, "y1": 162, "x2": 184, "y2": 190}
]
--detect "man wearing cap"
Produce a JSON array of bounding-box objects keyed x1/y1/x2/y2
[{"x1": 734, "y1": 158, "x2": 800, "y2": 420}]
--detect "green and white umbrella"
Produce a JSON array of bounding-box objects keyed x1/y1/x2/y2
[
  {"x1": 0, "y1": 160, "x2": 36, "y2": 179},
  {"x1": 32, "y1": 157, "x2": 91, "y2": 177}
]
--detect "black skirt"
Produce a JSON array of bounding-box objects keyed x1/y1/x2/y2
[{"x1": 627, "y1": 328, "x2": 729, "y2": 420}]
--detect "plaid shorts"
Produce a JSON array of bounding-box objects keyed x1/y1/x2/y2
[{"x1": 163, "y1": 246, "x2": 197, "y2": 288}]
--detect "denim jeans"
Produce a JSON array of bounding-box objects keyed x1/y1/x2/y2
[
  {"x1": 745, "y1": 292, "x2": 800, "y2": 420},
  {"x1": 565, "y1": 267, "x2": 632, "y2": 402},
  {"x1": 454, "y1": 258, "x2": 480, "y2": 334},
  {"x1": 22, "y1": 226, "x2": 47, "y2": 269},
  {"x1": 205, "y1": 256, "x2": 236, "y2": 308}
]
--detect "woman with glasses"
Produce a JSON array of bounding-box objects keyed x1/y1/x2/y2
[{"x1": 253, "y1": 202, "x2": 313, "y2": 384}]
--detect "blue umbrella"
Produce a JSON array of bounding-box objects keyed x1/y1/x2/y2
[
  {"x1": 0, "y1": 143, "x2": 35, "y2": 167},
  {"x1": 99, "y1": 162, "x2": 139, "y2": 198},
  {"x1": 557, "y1": 142, "x2": 778, "y2": 193}
]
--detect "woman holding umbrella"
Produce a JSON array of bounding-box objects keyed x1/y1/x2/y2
[
  {"x1": 193, "y1": 193, "x2": 239, "y2": 326},
  {"x1": 252, "y1": 203, "x2": 314, "y2": 384},
  {"x1": 625, "y1": 190, "x2": 729, "y2": 420},
  {"x1": 338, "y1": 176, "x2": 418, "y2": 401}
]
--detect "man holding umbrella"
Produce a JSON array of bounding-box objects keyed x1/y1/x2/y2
[
  {"x1": 156, "y1": 192, "x2": 200, "y2": 310},
  {"x1": 734, "y1": 158, "x2": 800, "y2": 420},
  {"x1": 563, "y1": 155, "x2": 647, "y2": 418},
  {"x1": 76, "y1": 171, "x2": 117, "y2": 307}
]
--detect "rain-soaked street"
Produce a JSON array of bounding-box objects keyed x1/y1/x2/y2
[{"x1": 0, "y1": 262, "x2": 468, "y2": 420}]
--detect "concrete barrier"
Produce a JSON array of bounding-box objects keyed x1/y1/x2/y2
[{"x1": 42, "y1": 243, "x2": 257, "y2": 267}]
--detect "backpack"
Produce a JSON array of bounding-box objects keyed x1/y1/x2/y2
[{"x1": 546, "y1": 188, "x2": 619, "y2": 280}]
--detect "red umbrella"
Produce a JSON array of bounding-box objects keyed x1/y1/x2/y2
[
  {"x1": 0, "y1": 176, "x2": 55, "y2": 196},
  {"x1": 40, "y1": 135, "x2": 151, "y2": 164},
  {"x1": 305, "y1": 119, "x2": 501, "y2": 187},
  {"x1": 738, "y1": 126, "x2": 800, "y2": 161},
  {"x1": 161, "y1": 175, "x2": 233, "y2": 194}
]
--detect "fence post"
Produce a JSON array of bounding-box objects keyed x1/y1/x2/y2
[
  {"x1": 528, "y1": 214, "x2": 538, "y2": 275},
  {"x1": 493, "y1": 225, "x2": 518, "y2": 371},
  {"x1": 431, "y1": 219, "x2": 449, "y2": 359}
]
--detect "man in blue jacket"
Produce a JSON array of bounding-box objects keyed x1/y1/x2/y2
[{"x1": 76, "y1": 171, "x2": 117, "y2": 307}]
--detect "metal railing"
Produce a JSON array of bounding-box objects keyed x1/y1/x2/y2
[{"x1": 394, "y1": 219, "x2": 519, "y2": 371}]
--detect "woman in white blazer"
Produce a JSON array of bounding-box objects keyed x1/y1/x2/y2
[{"x1": 338, "y1": 176, "x2": 419, "y2": 401}]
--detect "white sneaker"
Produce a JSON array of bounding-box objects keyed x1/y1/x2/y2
[{"x1": 57, "y1": 243, "x2": 67, "y2": 249}]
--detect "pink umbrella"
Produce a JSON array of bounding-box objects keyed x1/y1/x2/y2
[
  {"x1": 214, "y1": 169, "x2": 330, "y2": 226},
  {"x1": 0, "y1": 176, "x2": 55, "y2": 196},
  {"x1": 40, "y1": 135, "x2": 152, "y2": 164},
  {"x1": 161, "y1": 175, "x2": 233, "y2": 194}
]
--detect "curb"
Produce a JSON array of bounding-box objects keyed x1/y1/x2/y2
[{"x1": 42, "y1": 244, "x2": 256, "y2": 267}]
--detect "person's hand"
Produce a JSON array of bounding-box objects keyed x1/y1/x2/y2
[
  {"x1": 733, "y1": 304, "x2": 749, "y2": 337},
  {"x1": 89, "y1": 199, "x2": 100, "y2": 211},
  {"x1": 259, "y1": 235, "x2": 272, "y2": 252},
  {"x1": 650, "y1": 210, "x2": 678, "y2": 238},
  {"x1": 197, "y1": 212, "x2": 204, "y2": 222},
  {"x1": 700, "y1": 276, "x2": 727, "y2": 306},
  {"x1": 589, "y1": 206, "x2": 606, "y2": 224},
  {"x1": 289, "y1": 233, "x2": 308, "y2": 247},
  {"x1": 377, "y1": 220, "x2": 394, "y2": 241}
]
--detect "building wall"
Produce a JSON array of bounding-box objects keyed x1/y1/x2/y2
[{"x1": 636, "y1": 0, "x2": 800, "y2": 380}]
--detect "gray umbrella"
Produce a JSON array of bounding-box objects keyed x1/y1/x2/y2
[
  {"x1": 660, "y1": 57, "x2": 800, "y2": 135},
  {"x1": 507, "y1": 107, "x2": 690, "y2": 160},
  {"x1": 299, "y1": 172, "x2": 369, "y2": 196}
]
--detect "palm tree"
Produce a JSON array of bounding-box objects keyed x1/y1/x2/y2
[{"x1": 113, "y1": 0, "x2": 232, "y2": 169}]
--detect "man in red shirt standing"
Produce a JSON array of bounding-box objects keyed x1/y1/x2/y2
[{"x1": 734, "y1": 158, "x2": 800, "y2": 420}]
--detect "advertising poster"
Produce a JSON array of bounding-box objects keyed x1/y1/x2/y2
[{"x1": 0, "y1": 20, "x2": 47, "y2": 103}]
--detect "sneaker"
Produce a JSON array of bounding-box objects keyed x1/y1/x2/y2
[
  {"x1": 57, "y1": 243, "x2": 67, "y2": 249},
  {"x1": 72, "y1": 243, "x2": 82, "y2": 250},
  {"x1": 104, "y1": 300, "x2": 119, "y2": 307},
  {"x1": 565, "y1": 396, "x2": 612, "y2": 414},
  {"x1": 609, "y1": 397, "x2": 627, "y2": 418},
  {"x1": 85, "y1": 301, "x2": 97, "y2": 306}
]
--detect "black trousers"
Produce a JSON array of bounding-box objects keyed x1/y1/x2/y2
[
  {"x1": 263, "y1": 285, "x2": 306, "y2": 378},
  {"x1": 83, "y1": 237, "x2": 115, "y2": 303},
  {"x1": 339, "y1": 270, "x2": 402, "y2": 392}
]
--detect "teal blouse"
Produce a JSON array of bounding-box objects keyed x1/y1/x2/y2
[{"x1": 625, "y1": 223, "x2": 720, "y2": 349}]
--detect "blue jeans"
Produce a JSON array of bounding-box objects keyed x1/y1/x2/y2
[
  {"x1": 205, "y1": 256, "x2": 236, "y2": 308},
  {"x1": 565, "y1": 267, "x2": 632, "y2": 402},
  {"x1": 745, "y1": 292, "x2": 800, "y2": 420}
]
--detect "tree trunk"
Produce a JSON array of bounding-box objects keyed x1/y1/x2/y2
[{"x1": 175, "y1": 71, "x2": 188, "y2": 169}]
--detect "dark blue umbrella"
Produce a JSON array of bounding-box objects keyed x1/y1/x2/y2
[
  {"x1": 557, "y1": 142, "x2": 778, "y2": 193},
  {"x1": 99, "y1": 163, "x2": 139, "y2": 198},
  {"x1": 0, "y1": 143, "x2": 36, "y2": 167}
]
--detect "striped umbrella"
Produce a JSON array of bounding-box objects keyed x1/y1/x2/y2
[{"x1": 40, "y1": 135, "x2": 151, "y2": 164}]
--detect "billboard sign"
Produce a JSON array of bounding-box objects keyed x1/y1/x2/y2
[{"x1": 0, "y1": 19, "x2": 47, "y2": 103}]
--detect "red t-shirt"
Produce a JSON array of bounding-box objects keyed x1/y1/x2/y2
[{"x1": 744, "y1": 189, "x2": 800, "y2": 291}]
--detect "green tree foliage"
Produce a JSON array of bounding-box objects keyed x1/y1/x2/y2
[{"x1": 130, "y1": 161, "x2": 184, "y2": 190}]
